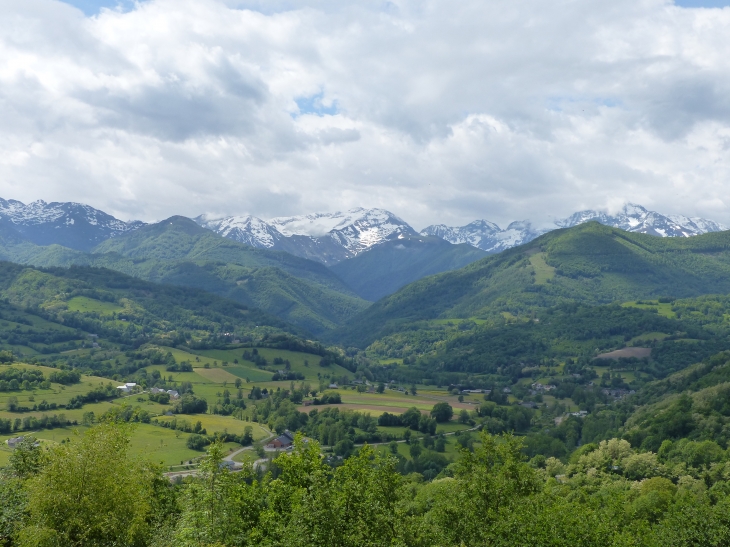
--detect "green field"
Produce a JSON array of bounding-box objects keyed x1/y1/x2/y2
[
  {"x1": 1, "y1": 350, "x2": 480, "y2": 470},
  {"x1": 529, "y1": 252, "x2": 555, "y2": 285},
  {"x1": 152, "y1": 346, "x2": 353, "y2": 385},
  {"x1": 429, "y1": 318, "x2": 488, "y2": 326},
  {"x1": 592, "y1": 365, "x2": 636, "y2": 383},
  {"x1": 378, "y1": 358, "x2": 404, "y2": 366},
  {"x1": 66, "y1": 296, "x2": 124, "y2": 315},
  {"x1": 374, "y1": 428, "x2": 475, "y2": 462},
  {"x1": 0, "y1": 364, "x2": 114, "y2": 412}
]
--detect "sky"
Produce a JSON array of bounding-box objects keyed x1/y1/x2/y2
[{"x1": 1, "y1": 1, "x2": 730, "y2": 229}]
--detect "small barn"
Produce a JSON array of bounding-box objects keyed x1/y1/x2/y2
[{"x1": 266, "y1": 431, "x2": 295, "y2": 449}]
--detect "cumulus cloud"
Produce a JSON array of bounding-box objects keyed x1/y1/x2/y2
[{"x1": 0, "y1": 0, "x2": 730, "y2": 229}]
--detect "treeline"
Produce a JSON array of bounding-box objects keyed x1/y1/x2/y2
[
  {"x1": 378, "y1": 407, "x2": 438, "y2": 434},
  {"x1": 0, "y1": 413, "x2": 72, "y2": 434},
  {"x1": 6, "y1": 383, "x2": 119, "y2": 414},
  {"x1": 66, "y1": 384, "x2": 119, "y2": 410},
  {"x1": 4, "y1": 425, "x2": 730, "y2": 546},
  {"x1": 0, "y1": 367, "x2": 80, "y2": 392}
]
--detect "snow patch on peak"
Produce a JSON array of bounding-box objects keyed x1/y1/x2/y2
[
  {"x1": 556, "y1": 204, "x2": 726, "y2": 237},
  {"x1": 199, "y1": 203, "x2": 728, "y2": 265},
  {"x1": 0, "y1": 197, "x2": 144, "y2": 251},
  {"x1": 196, "y1": 207, "x2": 416, "y2": 259},
  {"x1": 195, "y1": 214, "x2": 281, "y2": 249},
  {"x1": 271, "y1": 208, "x2": 407, "y2": 236},
  {"x1": 0, "y1": 198, "x2": 140, "y2": 232},
  {"x1": 268, "y1": 208, "x2": 414, "y2": 254},
  {"x1": 421, "y1": 218, "x2": 543, "y2": 253}
]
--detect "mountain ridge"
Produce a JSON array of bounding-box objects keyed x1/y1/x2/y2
[
  {"x1": 330, "y1": 221, "x2": 730, "y2": 348},
  {"x1": 196, "y1": 207, "x2": 417, "y2": 266},
  {"x1": 0, "y1": 216, "x2": 370, "y2": 335},
  {"x1": 0, "y1": 197, "x2": 725, "y2": 267},
  {"x1": 201, "y1": 203, "x2": 727, "y2": 265},
  {"x1": 421, "y1": 203, "x2": 727, "y2": 253},
  {"x1": 0, "y1": 198, "x2": 144, "y2": 251}
]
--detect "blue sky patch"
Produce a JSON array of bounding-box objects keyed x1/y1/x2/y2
[
  {"x1": 59, "y1": 0, "x2": 142, "y2": 16},
  {"x1": 295, "y1": 93, "x2": 338, "y2": 117}
]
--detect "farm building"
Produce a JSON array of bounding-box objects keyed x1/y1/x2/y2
[{"x1": 266, "y1": 431, "x2": 295, "y2": 449}]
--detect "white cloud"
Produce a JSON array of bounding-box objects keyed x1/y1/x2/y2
[{"x1": 1, "y1": 0, "x2": 730, "y2": 229}]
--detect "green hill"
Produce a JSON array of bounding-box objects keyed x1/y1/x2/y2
[
  {"x1": 329, "y1": 234, "x2": 487, "y2": 301},
  {"x1": 332, "y1": 222, "x2": 730, "y2": 348},
  {"x1": 0, "y1": 218, "x2": 370, "y2": 335},
  {"x1": 0, "y1": 261, "x2": 296, "y2": 352},
  {"x1": 578, "y1": 349, "x2": 730, "y2": 452}
]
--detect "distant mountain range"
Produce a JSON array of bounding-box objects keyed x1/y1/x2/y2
[
  {"x1": 1, "y1": 198, "x2": 725, "y2": 264},
  {"x1": 421, "y1": 203, "x2": 727, "y2": 252},
  {"x1": 420, "y1": 220, "x2": 541, "y2": 254},
  {"x1": 554, "y1": 203, "x2": 727, "y2": 237},
  {"x1": 199, "y1": 203, "x2": 727, "y2": 264},
  {"x1": 0, "y1": 197, "x2": 728, "y2": 315},
  {"x1": 196, "y1": 208, "x2": 417, "y2": 266},
  {"x1": 330, "y1": 234, "x2": 487, "y2": 301}
]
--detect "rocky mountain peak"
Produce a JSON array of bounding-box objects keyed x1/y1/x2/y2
[{"x1": 0, "y1": 198, "x2": 144, "y2": 251}]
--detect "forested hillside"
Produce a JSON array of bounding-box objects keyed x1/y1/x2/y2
[
  {"x1": 333, "y1": 222, "x2": 730, "y2": 347},
  {"x1": 0, "y1": 261, "x2": 297, "y2": 354},
  {"x1": 0, "y1": 218, "x2": 370, "y2": 335}
]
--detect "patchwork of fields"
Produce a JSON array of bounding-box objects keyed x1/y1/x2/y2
[{"x1": 1, "y1": 344, "x2": 476, "y2": 468}]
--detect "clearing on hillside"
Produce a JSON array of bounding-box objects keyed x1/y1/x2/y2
[
  {"x1": 595, "y1": 347, "x2": 651, "y2": 360},
  {"x1": 529, "y1": 252, "x2": 555, "y2": 285}
]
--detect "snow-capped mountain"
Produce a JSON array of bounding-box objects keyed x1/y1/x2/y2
[
  {"x1": 270, "y1": 208, "x2": 415, "y2": 254},
  {"x1": 8, "y1": 195, "x2": 720, "y2": 266},
  {"x1": 421, "y1": 220, "x2": 543, "y2": 253},
  {"x1": 0, "y1": 199, "x2": 144, "y2": 251},
  {"x1": 420, "y1": 204, "x2": 726, "y2": 254},
  {"x1": 555, "y1": 203, "x2": 727, "y2": 237},
  {"x1": 195, "y1": 214, "x2": 283, "y2": 249},
  {"x1": 421, "y1": 220, "x2": 500, "y2": 247},
  {"x1": 196, "y1": 208, "x2": 416, "y2": 265}
]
